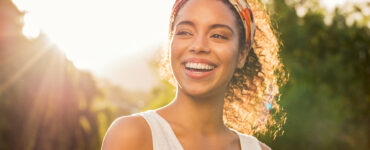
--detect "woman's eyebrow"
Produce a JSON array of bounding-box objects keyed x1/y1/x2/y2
[
  {"x1": 210, "y1": 24, "x2": 234, "y2": 34},
  {"x1": 175, "y1": 21, "x2": 234, "y2": 34},
  {"x1": 176, "y1": 20, "x2": 195, "y2": 27}
]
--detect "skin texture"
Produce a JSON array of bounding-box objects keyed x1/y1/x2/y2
[{"x1": 101, "y1": 0, "x2": 271, "y2": 149}]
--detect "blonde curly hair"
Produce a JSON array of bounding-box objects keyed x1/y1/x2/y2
[{"x1": 160, "y1": 0, "x2": 288, "y2": 138}]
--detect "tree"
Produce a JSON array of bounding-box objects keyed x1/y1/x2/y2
[{"x1": 258, "y1": 0, "x2": 370, "y2": 149}]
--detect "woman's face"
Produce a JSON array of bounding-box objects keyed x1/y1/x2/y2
[{"x1": 170, "y1": 0, "x2": 247, "y2": 98}]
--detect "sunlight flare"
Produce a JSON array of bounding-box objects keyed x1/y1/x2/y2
[{"x1": 12, "y1": 0, "x2": 174, "y2": 71}]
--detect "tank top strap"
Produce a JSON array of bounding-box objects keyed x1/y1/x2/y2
[
  {"x1": 235, "y1": 131, "x2": 262, "y2": 150},
  {"x1": 138, "y1": 110, "x2": 184, "y2": 150},
  {"x1": 139, "y1": 109, "x2": 261, "y2": 150}
]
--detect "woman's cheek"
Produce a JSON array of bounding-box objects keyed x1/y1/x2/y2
[
  {"x1": 214, "y1": 45, "x2": 238, "y2": 65},
  {"x1": 171, "y1": 39, "x2": 185, "y2": 56},
  {"x1": 216, "y1": 46, "x2": 239, "y2": 77},
  {"x1": 170, "y1": 39, "x2": 185, "y2": 73}
]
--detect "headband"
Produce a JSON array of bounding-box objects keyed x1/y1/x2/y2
[{"x1": 170, "y1": 0, "x2": 256, "y2": 50}]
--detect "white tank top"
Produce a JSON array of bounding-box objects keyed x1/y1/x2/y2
[{"x1": 137, "y1": 110, "x2": 262, "y2": 150}]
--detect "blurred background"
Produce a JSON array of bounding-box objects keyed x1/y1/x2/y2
[{"x1": 0, "y1": 0, "x2": 369, "y2": 149}]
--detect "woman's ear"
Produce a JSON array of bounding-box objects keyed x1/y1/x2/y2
[{"x1": 237, "y1": 47, "x2": 249, "y2": 69}]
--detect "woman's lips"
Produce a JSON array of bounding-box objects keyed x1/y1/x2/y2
[
  {"x1": 182, "y1": 58, "x2": 217, "y2": 79},
  {"x1": 183, "y1": 64, "x2": 216, "y2": 79},
  {"x1": 182, "y1": 58, "x2": 217, "y2": 67}
]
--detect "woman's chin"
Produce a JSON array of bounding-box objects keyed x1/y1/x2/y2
[{"x1": 179, "y1": 85, "x2": 221, "y2": 99}]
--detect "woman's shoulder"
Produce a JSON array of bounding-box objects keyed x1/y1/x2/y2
[
  {"x1": 101, "y1": 114, "x2": 152, "y2": 150},
  {"x1": 233, "y1": 130, "x2": 272, "y2": 150}
]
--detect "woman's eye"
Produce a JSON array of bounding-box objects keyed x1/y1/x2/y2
[
  {"x1": 211, "y1": 34, "x2": 228, "y2": 40},
  {"x1": 176, "y1": 31, "x2": 192, "y2": 36}
]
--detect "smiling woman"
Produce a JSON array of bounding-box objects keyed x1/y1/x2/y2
[{"x1": 102, "y1": 0, "x2": 286, "y2": 150}]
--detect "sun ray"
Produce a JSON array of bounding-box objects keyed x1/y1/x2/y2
[
  {"x1": 0, "y1": 44, "x2": 52, "y2": 96},
  {"x1": 20, "y1": 47, "x2": 68, "y2": 149}
]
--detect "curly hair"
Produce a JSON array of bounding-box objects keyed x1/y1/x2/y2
[{"x1": 160, "y1": 0, "x2": 288, "y2": 138}]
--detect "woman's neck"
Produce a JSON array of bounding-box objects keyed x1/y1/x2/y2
[{"x1": 158, "y1": 87, "x2": 229, "y2": 135}]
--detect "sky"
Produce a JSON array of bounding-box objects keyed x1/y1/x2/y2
[
  {"x1": 13, "y1": 0, "x2": 174, "y2": 91},
  {"x1": 14, "y1": 0, "x2": 174, "y2": 69},
  {"x1": 11, "y1": 0, "x2": 368, "y2": 91}
]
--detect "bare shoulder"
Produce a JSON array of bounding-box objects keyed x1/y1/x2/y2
[
  {"x1": 101, "y1": 114, "x2": 152, "y2": 150},
  {"x1": 259, "y1": 141, "x2": 272, "y2": 150}
]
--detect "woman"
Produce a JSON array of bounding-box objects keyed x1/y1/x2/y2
[{"x1": 102, "y1": 0, "x2": 286, "y2": 149}]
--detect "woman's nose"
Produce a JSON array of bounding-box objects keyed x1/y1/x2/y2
[{"x1": 189, "y1": 34, "x2": 210, "y2": 54}]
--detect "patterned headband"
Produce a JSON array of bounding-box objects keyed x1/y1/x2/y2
[{"x1": 170, "y1": 0, "x2": 256, "y2": 50}]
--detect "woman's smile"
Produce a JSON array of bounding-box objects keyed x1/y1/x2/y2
[{"x1": 182, "y1": 57, "x2": 218, "y2": 79}]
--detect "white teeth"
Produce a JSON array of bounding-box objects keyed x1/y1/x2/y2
[{"x1": 185, "y1": 62, "x2": 215, "y2": 70}]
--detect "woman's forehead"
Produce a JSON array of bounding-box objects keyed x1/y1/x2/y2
[{"x1": 174, "y1": 0, "x2": 237, "y2": 29}]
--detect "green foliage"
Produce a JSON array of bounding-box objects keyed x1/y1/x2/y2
[
  {"x1": 143, "y1": 80, "x2": 176, "y2": 111},
  {"x1": 258, "y1": 0, "x2": 370, "y2": 149}
]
